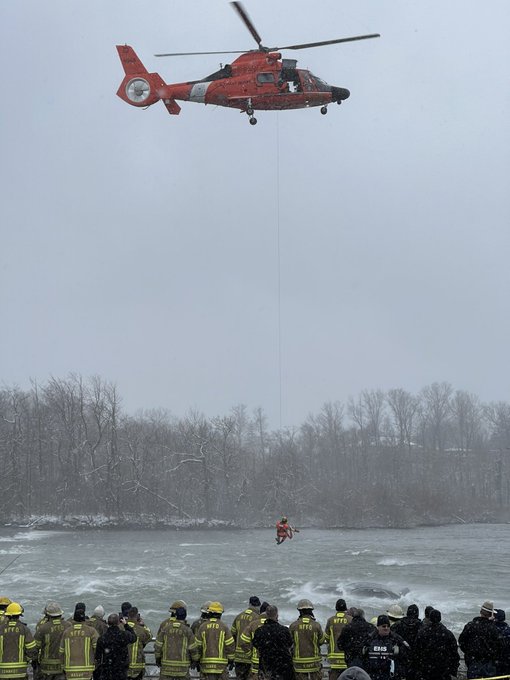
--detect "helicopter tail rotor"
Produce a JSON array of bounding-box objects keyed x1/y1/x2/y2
[{"x1": 116, "y1": 45, "x2": 181, "y2": 115}]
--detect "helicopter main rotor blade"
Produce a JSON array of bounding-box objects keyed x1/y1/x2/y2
[
  {"x1": 230, "y1": 2, "x2": 263, "y2": 48},
  {"x1": 154, "y1": 29, "x2": 381, "y2": 58},
  {"x1": 155, "y1": 49, "x2": 249, "y2": 57},
  {"x1": 274, "y1": 33, "x2": 380, "y2": 51}
]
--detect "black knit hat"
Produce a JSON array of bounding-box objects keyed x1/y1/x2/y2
[
  {"x1": 407, "y1": 604, "x2": 419, "y2": 619},
  {"x1": 429, "y1": 609, "x2": 441, "y2": 623},
  {"x1": 121, "y1": 601, "x2": 132, "y2": 614},
  {"x1": 249, "y1": 596, "x2": 261, "y2": 607},
  {"x1": 336, "y1": 599, "x2": 347, "y2": 612},
  {"x1": 377, "y1": 614, "x2": 390, "y2": 626}
]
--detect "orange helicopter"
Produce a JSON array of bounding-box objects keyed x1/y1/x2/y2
[{"x1": 116, "y1": 2, "x2": 379, "y2": 125}]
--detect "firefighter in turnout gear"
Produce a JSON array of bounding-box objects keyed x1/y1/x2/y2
[
  {"x1": 0, "y1": 598, "x2": 12, "y2": 627},
  {"x1": 325, "y1": 600, "x2": 351, "y2": 680},
  {"x1": 35, "y1": 604, "x2": 53, "y2": 636},
  {"x1": 67, "y1": 606, "x2": 89, "y2": 625},
  {"x1": 59, "y1": 609, "x2": 98, "y2": 680},
  {"x1": 158, "y1": 601, "x2": 188, "y2": 636},
  {"x1": 125, "y1": 608, "x2": 151, "y2": 680},
  {"x1": 231, "y1": 597, "x2": 261, "y2": 680},
  {"x1": 239, "y1": 603, "x2": 269, "y2": 677},
  {"x1": 87, "y1": 608, "x2": 107, "y2": 638},
  {"x1": 154, "y1": 607, "x2": 199, "y2": 679},
  {"x1": 191, "y1": 604, "x2": 212, "y2": 636},
  {"x1": 34, "y1": 602, "x2": 71, "y2": 679},
  {"x1": 196, "y1": 602, "x2": 235, "y2": 680},
  {"x1": 0, "y1": 602, "x2": 38, "y2": 680},
  {"x1": 289, "y1": 600, "x2": 325, "y2": 680}
]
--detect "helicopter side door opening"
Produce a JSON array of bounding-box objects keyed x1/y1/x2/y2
[{"x1": 279, "y1": 59, "x2": 301, "y2": 92}]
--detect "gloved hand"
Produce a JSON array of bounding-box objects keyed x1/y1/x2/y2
[
  {"x1": 392, "y1": 644, "x2": 399, "y2": 656},
  {"x1": 228, "y1": 660, "x2": 235, "y2": 671}
]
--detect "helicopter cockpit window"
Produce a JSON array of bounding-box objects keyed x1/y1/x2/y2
[
  {"x1": 310, "y1": 73, "x2": 330, "y2": 92},
  {"x1": 257, "y1": 72, "x2": 275, "y2": 84},
  {"x1": 300, "y1": 72, "x2": 315, "y2": 92}
]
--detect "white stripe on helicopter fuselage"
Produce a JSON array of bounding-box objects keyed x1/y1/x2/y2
[{"x1": 189, "y1": 82, "x2": 211, "y2": 103}]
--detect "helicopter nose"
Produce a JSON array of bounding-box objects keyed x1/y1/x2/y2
[{"x1": 331, "y1": 86, "x2": 350, "y2": 102}]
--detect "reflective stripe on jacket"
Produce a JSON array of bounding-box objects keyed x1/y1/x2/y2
[
  {"x1": 34, "y1": 617, "x2": 71, "y2": 674},
  {"x1": 325, "y1": 612, "x2": 349, "y2": 669},
  {"x1": 197, "y1": 618, "x2": 234, "y2": 674},
  {"x1": 239, "y1": 615, "x2": 267, "y2": 672},
  {"x1": 231, "y1": 609, "x2": 259, "y2": 663},
  {"x1": 154, "y1": 620, "x2": 199, "y2": 678},
  {"x1": 59, "y1": 623, "x2": 98, "y2": 680},
  {"x1": 0, "y1": 620, "x2": 38, "y2": 679},
  {"x1": 127, "y1": 622, "x2": 151, "y2": 676},
  {"x1": 289, "y1": 616, "x2": 324, "y2": 673}
]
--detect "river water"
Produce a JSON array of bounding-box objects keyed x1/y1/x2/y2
[{"x1": 0, "y1": 524, "x2": 508, "y2": 636}]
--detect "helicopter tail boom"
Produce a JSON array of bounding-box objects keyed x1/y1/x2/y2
[{"x1": 116, "y1": 45, "x2": 181, "y2": 114}]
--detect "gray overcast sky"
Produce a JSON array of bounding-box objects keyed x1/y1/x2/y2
[{"x1": 1, "y1": 0, "x2": 509, "y2": 427}]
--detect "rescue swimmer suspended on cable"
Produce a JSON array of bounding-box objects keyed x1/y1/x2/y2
[{"x1": 275, "y1": 517, "x2": 299, "y2": 545}]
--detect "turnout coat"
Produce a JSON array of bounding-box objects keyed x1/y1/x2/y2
[
  {"x1": 289, "y1": 616, "x2": 324, "y2": 674},
  {"x1": 196, "y1": 617, "x2": 235, "y2": 674},
  {"x1": 0, "y1": 620, "x2": 38, "y2": 680},
  {"x1": 154, "y1": 619, "x2": 199, "y2": 678},
  {"x1": 59, "y1": 622, "x2": 99, "y2": 680},
  {"x1": 34, "y1": 616, "x2": 71, "y2": 676}
]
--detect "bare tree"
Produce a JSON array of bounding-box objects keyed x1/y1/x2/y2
[
  {"x1": 0, "y1": 377, "x2": 508, "y2": 527},
  {"x1": 362, "y1": 389, "x2": 386, "y2": 446},
  {"x1": 450, "y1": 390, "x2": 484, "y2": 452},
  {"x1": 386, "y1": 388, "x2": 419, "y2": 449},
  {"x1": 419, "y1": 382, "x2": 453, "y2": 451}
]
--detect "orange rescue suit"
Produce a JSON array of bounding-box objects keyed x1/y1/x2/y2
[{"x1": 276, "y1": 521, "x2": 293, "y2": 539}]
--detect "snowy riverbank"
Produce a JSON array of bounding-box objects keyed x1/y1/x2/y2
[
  {"x1": 2, "y1": 510, "x2": 509, "y2": 531},
  {"x1": 0, "y1": 515, "x2": 237, "y2": 530}
]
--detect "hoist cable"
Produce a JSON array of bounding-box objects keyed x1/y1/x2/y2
[{"x1": 276, "y1": 113, "x2": 282, "y2": 430}]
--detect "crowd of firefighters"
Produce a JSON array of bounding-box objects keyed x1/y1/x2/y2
[{"x1": 0, "y1": 594, "x2": 509, "y2": 680}]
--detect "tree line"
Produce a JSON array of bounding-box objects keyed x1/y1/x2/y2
[{"x1": 0, "y1": 376, "x2": 509, "y2": 527}]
